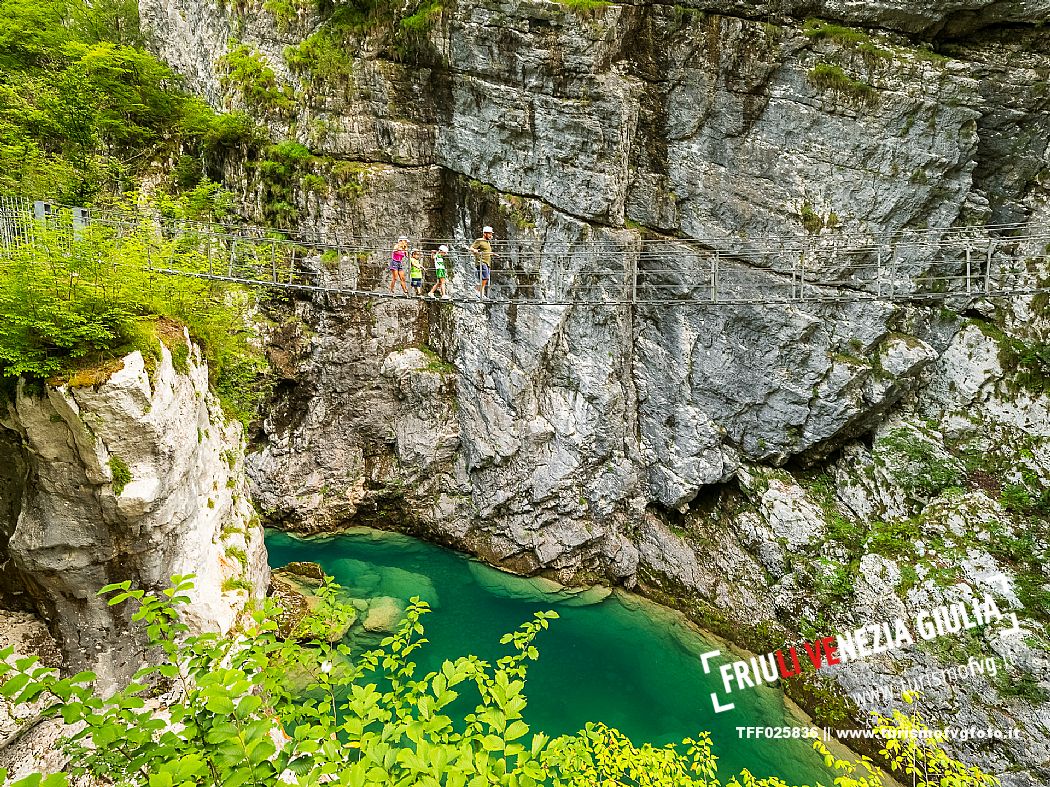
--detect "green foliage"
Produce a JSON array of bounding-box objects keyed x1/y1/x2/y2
[
  {"x1": 221, "y1": 577, "x2": 254, "y2": 592},
  {"x1": 0, "y1": 577, "x2": 1001, "y2": 787},
  {"x1": 219, "y1": 43, "x2": 293, "y2": 114},
  {"x1": 283, "y1": 2, "x2": 368, "y2": 87},
  {"x1": 201, "y1": 110, "x2": 266, "y2": 154},
  {"x1": 256, "y1": 140, "x2": 315, "y2": 225},
  {"x1": 875, "y1": 427, "x2": 964, "y2": 501},
  {"x1": 214, "y1": 340, "x2": 273, "y2": 432},
  {"x1": 420, "y1": 344, "x2": 455, "y2": 374},
  {"x1": 1000, "y1": 339, "x2": 1050, "y2": 394},
  {"x1": 863, "y1": 695, "x2": 999, "y2": 787},
  {"x1": 803, "y1": 18, "x2": 895, "y2": 68},
  {"x1": 994, "y1": 666, "x2": 1049, "y2": 703},
  {"x1": 800, "y1": 202, "x2": 823, "y2": 233},
  {"x1": 0, "y1": 0, "x2": 264, "y2": 202},
  {"x1": 399, "y1": 0, "x2": 443, "y2": 32},
  {"x1": 284, "y1": 29, "x2": 355, "y2": 86},
  {"x1": 813, "y1": 558, "x2": 856, "y2": 603},
  {"x1": 282, "y1": 0, "x2": 447, "y2": 81},
  {"x1": 0, "y1": 207, "x2": 271, "y2": 428},
  {"x1": 865, "y1": 518, "x2": 921, "y2": 556},
  {"x1": 107, "y1": 455, "x2": 132, "y2": 496},
  {"x1": 1000, "y1": 481, "x2": 1050, "y2": 516},
  {"x1": 225, "y1": 545, "x2": 248, "y2": 569},
  {"x1": 554, "y1": 0, "x2": 612, "y2": 10},
  {"x1": 803, "y1": 19, "x2": 871, "y2": 45},
  {"x1": 807, "y1": 62, "x2": 876, "y2": 104},
  {"x1": 263, "y1": 0, "x2": 307, "y2": 32}
]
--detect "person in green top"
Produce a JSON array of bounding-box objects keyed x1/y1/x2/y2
[
  {"x1": 469, "y1": 225, "x2": 494, "y2": 299},
  {"x1": 427, "y1": 244, "x2": 449, "y2": 298},
  {"x1": 409, "y1": 249, "x2": 424, "y2": 297}
]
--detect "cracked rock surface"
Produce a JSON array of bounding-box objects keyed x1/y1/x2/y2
[
  {"x1": 0, "y1": 335, "x2": 268, "y2": 690},
  {"x1": 131, "y1": 0, "x2": 1050, "y2": 781}
]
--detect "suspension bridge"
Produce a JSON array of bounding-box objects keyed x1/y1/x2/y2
[{"x1": 1, "y1": 196, "x2": 1048, "y2": 308}]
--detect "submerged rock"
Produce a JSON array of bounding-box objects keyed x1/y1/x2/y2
[
  {"x1": 362, "y1": 596, "x2": 404, "y2": 633},
  {"x1": 269, "y1": 563, "x2": 355, "y2": 642}
]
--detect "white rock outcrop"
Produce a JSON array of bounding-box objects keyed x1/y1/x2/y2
[{"x1": 0, "y1": 332, "x2": 268, "y2": 689}]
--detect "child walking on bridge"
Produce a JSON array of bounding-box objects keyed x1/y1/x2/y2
[
  {"x1": 428, "y1": 244, "x2": 449, "y2": 298},
  {"x1": 409, "y1": 249, "x2": 425, "y2": 297},
  {"x1": 389, "y1": 236, "x2": 410, "y2": 295}
]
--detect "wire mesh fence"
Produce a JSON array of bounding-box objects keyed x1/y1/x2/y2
[{"x1": 2, "y1": 196, "x2": 1048, "y2": 308}]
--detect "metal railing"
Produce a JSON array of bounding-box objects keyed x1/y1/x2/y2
[{"x1": 1, "y1": 196, "x2": 1047, "y2": 308}]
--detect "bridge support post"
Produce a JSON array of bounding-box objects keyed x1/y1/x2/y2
[
  {"x1": 876, "y1": 246, "x2": 883, "y2": 298},
  {"x1": 228, "y1": 239, "x2": 237, "y2": 278},
  {"x1": 711, "y1": 251, "x2": 719, "y2": 302},
  {"x1": 888, "y1": 245, "x2": 897, "y2": 299},
  {"x1": 799, "y1": 246, "x2": 806, "y2": 302},
  {"x1": 630, "y1": 249, "x2": 637, "y2": 306},
  {"x1": 965, "y1": 244, "x2": 972, "y2": 295},
  {"x1": 985, "y1": 240, "x2": 993, "y2": 294}
]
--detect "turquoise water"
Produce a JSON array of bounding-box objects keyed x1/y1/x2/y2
[{"x1": 266, "y1": 528, "x2": 838, "y2": 785}]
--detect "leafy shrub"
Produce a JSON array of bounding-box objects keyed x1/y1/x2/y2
[
  {"x1": 0, "y1": 207, "x2": 271, "y2": 429},
  {"x1": 866, "y1": 518, "x2": 921, "y2": 556},
  {"x1": 0, "y1": 576, "x2": 1000, "y2": 787},
  {"x1": 256, "y1": 141, "x2": 315, "y2": 225},
  {"x1": 218, "y1": 43, "x2": 293, "y2": 114},
  {"x1": 875, "y1": 428, "x2": 964, "y2": 502}
]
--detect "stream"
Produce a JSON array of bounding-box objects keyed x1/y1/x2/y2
[{"x1": 267, "y1": 527, "x2": 843, "y2": 785}]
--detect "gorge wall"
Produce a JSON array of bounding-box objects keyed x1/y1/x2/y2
[
  {"x1": 137, "y1": 0, "x2": 1050, "y2": 782},
  {"x1": 0, "y1": 329, "x2": 268, "y2": 689}
]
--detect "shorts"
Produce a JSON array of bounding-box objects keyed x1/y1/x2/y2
[
  {"x1": 390, "y1": 261, "x2": 403, "y2": 271},
  {"x1": 411, "y1": 278, "x2": 422, "y2": 287},
  {"x1": 434, "y1": 270, "x2": 446, "y2": 280},
  {"x1": 479, "y1": 264, "x2": 490, "y2": 281}
]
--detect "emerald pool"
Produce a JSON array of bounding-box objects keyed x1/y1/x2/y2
[{"x1": 266, "y1": 528, "x2": 840, "y2": 785}]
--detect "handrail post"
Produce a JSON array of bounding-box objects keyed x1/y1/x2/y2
[
  {"x1": 228, "y1": 238, "x2": 237, "y2": 278},
  {"x1": 888, "y1": 244, "x2": 897, "y2": 300},
  {"x1": 876, "y1": 245, "x2": 883, "y2": 298},
  {"x1": 965, "y1": 243, "x2": 972, "y2": 295},
  {"x1": 985, "y1": 240, "x2": 993, "y2": 294},
  {"x1": 799, "y1": 245, "x2": 806, "y2": 302},
  {"x1": 710, "y1": 250, "x2": 719, "y2": 302}
]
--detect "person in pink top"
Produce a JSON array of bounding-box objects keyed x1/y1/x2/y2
[{"x1": 389, "y1": 235, "x2": 410, "y2": 295}]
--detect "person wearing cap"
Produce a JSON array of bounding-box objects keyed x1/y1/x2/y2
[
  {"x1": 427, "y1": 244, "x2": 450, "y2": 298},
  {"x1": 470, "y1": 225, "x2": 494, "y2": 299},
  {"x1": 389, "y1": 235, "x2": 410, "y2": 295}
]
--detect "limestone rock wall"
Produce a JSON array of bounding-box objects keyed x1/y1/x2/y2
[
  {"x1": 135, "y1": 0, "x2": 1050, "y2": 782},
  {"x1": 0, "y1": 332, "x2": 268, "y2": 689}
]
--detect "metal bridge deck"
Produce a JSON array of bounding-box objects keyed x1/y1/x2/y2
[{"x1": 3, "y1": 196, "x2": 1049, "y2": 309}]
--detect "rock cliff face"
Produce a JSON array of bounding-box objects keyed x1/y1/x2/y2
[
  {"x1": 137, "y1": 0, "x2": 1049, "y2": 782},
  {"x1": 0, "y1": 330, "x2": 268, "y2": 689}
]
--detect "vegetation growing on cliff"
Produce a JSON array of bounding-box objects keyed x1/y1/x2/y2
[
  {"x1": 219, "y1": 43, "x2": 294, "y2": 114},
  {"x1": 807, "y1": 62, "x2": 876, "y2": 104},
  {"x1": 277, "y1": 0, "x2": 445, "y2": 85},
  {"x1": 0, "y1": 0, "x2": 259, "y2": 204},
  {"x1": 0, "y1": 206, "x2": 271, "y2": 430},
  {"x1": 0, "y1": 577, "x2": 1000, "y2": 787}
]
